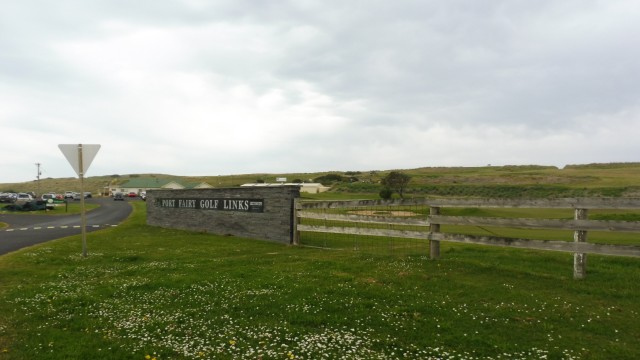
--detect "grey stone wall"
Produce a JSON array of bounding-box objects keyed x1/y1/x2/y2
[{"x1": 146, "y1": 186, "x2": 300, "y2": 243}]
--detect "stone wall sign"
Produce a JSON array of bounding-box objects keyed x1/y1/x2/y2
[{"x1": 146, "y1": 186, "x2": 300, "y2": 244}]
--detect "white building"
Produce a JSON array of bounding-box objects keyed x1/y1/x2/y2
[
  {"x1": 108, "y1": 178, "x2": 212, "y2": 196},
  {"x1": 240, "y1": 183, "x2": 330, "y2": 194}
]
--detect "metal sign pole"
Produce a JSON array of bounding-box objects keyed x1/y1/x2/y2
[
  {"x1": 59, "y1": 143, "x2": 100, "y2": 258},
  {"x1": 78, "y1": 144, "x2": 88, "y2": 258}
]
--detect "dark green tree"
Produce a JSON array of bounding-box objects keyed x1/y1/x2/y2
[
  {"x1": 379, "y1": 187, "x2": 393, "y2": 200},
  {"x1": 380, "y1": 171, "x2": 411, "y2": 198},
  {"x1": 313, "y1": 173, "x2": 345, "y2": 186}
]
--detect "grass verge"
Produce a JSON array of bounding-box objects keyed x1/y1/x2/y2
[{"x1": 0, "y1": 203, "x2": 639, "y2": 359}]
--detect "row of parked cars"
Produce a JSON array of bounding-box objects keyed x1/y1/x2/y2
[
  {"x1": 113, "y1": 191, "x2": 146, "y2": 201},
  {"x1": 0, "y1": 192, "x2": 36, "y2": 203},
  {"x1": 62, "y1": 191, "x2": 92, "y2": 200},
  {"x1": 0, "y1": 191, "x2": 93, "y2": 203}
]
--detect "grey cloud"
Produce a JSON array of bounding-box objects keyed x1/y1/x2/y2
[
  {"x1": 1, "y1": 0, "x2": 639, "y2": 182},
  {"x1": 261, "y1": 1, "x2": 640, "y2": 130}
]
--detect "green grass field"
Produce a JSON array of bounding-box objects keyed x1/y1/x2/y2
[{"x1": 1, "y1": 202, "x2": 639, "y2": 359}]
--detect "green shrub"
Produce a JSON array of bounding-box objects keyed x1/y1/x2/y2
[
  {"x1": 379, "y1": 187, "x2": 393, "y2": 199},
  {"x1": 314, "y1": 173, "x2": 345, "y2": 185}
]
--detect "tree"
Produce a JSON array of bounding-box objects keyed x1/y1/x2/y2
[
  {"x1": 313, "y1": 173, "x2": 345, "y2": 186},
  {"x1": 380, "y1": 171, "x2": 411, "y2": 198},
  {"x1": 379, "y1": 187, "x2": 393, "y2": 200}
]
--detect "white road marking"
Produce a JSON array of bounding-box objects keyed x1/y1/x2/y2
[{"x1": 1, "y1": 225, "x2": 121, "y2": 232}]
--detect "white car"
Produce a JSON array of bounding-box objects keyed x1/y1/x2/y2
[
  {"x1": 41, "y1": 193, "x2": 57, "y2": 201},
  {"x1": 16, "y1": 193, "x2": 33, "y2": 203}
]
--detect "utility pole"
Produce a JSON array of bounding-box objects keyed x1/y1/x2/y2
[{"x1": 35, "y1": 162, "x2": 42, "y2": 196}]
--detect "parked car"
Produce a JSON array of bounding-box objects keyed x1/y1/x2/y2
[
  {"x1": 74, "y1": 192, "x2": 92, "y2": 199},
  {"x1": 140, "y1": 191, "x2": 147, "y2": 201},
  {"x1": 64, "y1": 191, "x2": 75, "y2": 199},
  {"x1": 128, "y1": 192, "x2": 137, "y2": 197},
  {"x1": 41, "y1": 193, "x2": 57, "y2": 201},
  {"x1": 113, "y1": 192, "x2": 125, "y2": 201},
  {"x1": 16, "y1": 193, "x2": 34, "y2": 203},
  {"x1": 0, "y1": 193, "x2": 17, "y2": 203}
]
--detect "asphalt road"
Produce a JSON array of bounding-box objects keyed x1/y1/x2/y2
[{"x1": 0, "y1": 197, "x2": 133, "y2": 256}]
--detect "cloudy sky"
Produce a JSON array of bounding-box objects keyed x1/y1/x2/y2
[{"x1": 1, "y1": 0, "x2": 639, "y2": 183}]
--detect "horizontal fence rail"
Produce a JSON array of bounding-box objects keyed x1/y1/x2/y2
[
  {"x1": 429, "y1": 215, "x2": 640, "y2": 232},
  {"x1": 294, "y1": 197, "x2": 640, "y2": 279},
  {"x1": 297, "y1": 197, "x2": 640, "y2": 209},
  {"x1": 297, "y1": 211, "x2": 430, "y2": 226},
  {"x1": 296, "y1": 224, "x2": 429, "y2": 241},
  {"x1": 428, "y1": 233, "x2": 640, "y2": 258}
]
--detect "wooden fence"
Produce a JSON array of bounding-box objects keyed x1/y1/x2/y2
[{"x1": 294, "y1": 197, "x2": 640, "y2": 279}]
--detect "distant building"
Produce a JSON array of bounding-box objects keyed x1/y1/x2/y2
[
  {"x1": 241, "y1": 182, "x2": 330, "y2": 194},
  {"x1": 107, "y1": 178, "x2": 212, "y2": 196}
]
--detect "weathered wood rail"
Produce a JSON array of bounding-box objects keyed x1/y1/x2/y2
[{"x1": 293, "y1": 197, "x2": 640, "y2": 279}]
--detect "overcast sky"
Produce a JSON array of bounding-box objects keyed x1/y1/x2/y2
[{"x1": 1, "y1": 0, "x2": 639, "y2": 183}]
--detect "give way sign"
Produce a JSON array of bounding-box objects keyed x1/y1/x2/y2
[{"x1": 58, "y1": 144, "x2": 101, "y2": 177}]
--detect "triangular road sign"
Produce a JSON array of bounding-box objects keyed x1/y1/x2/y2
[{"x1": 58, "y1": 144, "x2": 101, "y2": 177}]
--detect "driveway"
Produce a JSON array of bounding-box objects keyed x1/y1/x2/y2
[{"x1": 0, "y1": 197, "x2": 133, "y2": 256}]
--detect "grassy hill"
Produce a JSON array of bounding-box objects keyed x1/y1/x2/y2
[{"x1": 2, "y1": 162, "x2": 640, "y2": 198}]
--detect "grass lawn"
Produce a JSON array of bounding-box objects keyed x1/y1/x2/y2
[{"x1": 0, "y1": 203, "x2": 639, "y2": 359}]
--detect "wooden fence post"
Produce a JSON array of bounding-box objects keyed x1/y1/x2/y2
[
  {"x1": 430, "y1": 206, "x2": 441, "y2": 259},
  {"x1": 573, "y1": 208, "x2": 588, "y2": 279}
]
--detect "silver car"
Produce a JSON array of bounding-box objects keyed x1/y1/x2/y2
[{"x1": 16, "y1": 193, "x2": 33, "y2": 203}]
